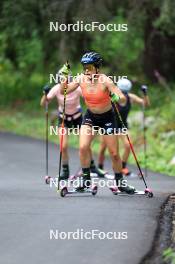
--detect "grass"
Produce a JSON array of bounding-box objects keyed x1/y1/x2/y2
[
  {"x1": 0, "y1": 86, "x2": 175, "y2": 176},
  {"x1": 128, "y1": 88, "x2": 175, "y2": 176}
]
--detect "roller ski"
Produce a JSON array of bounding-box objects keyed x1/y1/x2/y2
[
  {"x1": 60, "y1": 170, "x2": 98, "y2": 197},
  {"x1": 109, "y1": 174, "x2": 135, "y2": 194},
  {"x1": 60, "y1": 184, "x2": 98, "y2": 197},
  {"x1": 59, "y1": 164, "x2": 69, "y2": 180},
  {"x1": 109, "y1": 173, "x2": 153, "y2": 197},
  {"x1": 110, "y1": 186, "x2": 153, "y2": 197}
]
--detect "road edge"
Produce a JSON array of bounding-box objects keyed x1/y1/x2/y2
[{"x1": 140, "y1": 194, "x2": 175, "y2": 264}]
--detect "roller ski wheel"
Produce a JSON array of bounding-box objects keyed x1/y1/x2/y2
[
  {"x1": 91, "y1": 185, "x2": 98, "y2": 196},
  {"x1": 45, "y1": 176, "x2": 51, "y2": 185},
  {"x1": 145, "y1": 188, "x2": 153, "y2": 198},
  {"x1": 60, "y1": 186, "x2": 68, "y2": 197},
  {"x1": 109, "y1": 187, "x2": 119, "y2": 195}
]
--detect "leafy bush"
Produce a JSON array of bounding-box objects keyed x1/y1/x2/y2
[
  {"x1": 91, "y1": 10, "x2": 144, "y2": 77},
  {"x1": 163, "y1": 248, "x2": 175, "y2": 264}
]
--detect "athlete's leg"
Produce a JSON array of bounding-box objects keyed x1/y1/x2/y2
[
  {"x1": 79, "y1": 125, "x2": 94, "y2": 168},
  {"x1": 103, "y1": 134, "x2": 135, "y2": 194},
  {"x1": 103, "y1": 134, "x2": 122, "y2": 172},
  {"x1": 58, "y1": 127, "x2": 69, "y2": 162},
  {"x1": 77, "y1": 125, "x2": 94, "y2": 189},
  {"x1": 58, "y1": 127, "x2": 69, "y2": 179},
  {"x1": 98, "y1": 136, "x2": 107, "y2": 169},
  {"x1": 119, "y1": 133, "x2": 131, "y2": 163},
  {"x1": 87, "y1": 136, "x2": 106, "y2": 177},
  {"x1": 119, "y1": 132, "x2": 132, "y2": 176}
]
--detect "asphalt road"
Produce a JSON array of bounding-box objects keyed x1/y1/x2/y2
[{"x1": 0, "y1": 132, "x2": 175, "y2": 264}]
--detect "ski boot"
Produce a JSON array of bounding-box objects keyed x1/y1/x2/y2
[
  {"x1": 75, "y1": 168, "x2": 91, "y2": 192},
  {"x1": 60, "y1": 169, "x2": 98, "y2": 197},
  {"x1": 116, "y1": 173, "x2": 136, "y2": 194},
  {"x1": 90, "y1": 160, "x2": 105, "y2": 178},
  {"x1": 59, "y1": 164, "x2": 69, "y2": 180},
  {"x1": 98, "y1": 164, "x2": 104, "y2": 170}
]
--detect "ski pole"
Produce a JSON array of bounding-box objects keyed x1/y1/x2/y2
[
  {"x1": 142, "y1": 103, "x2": 147, "y2": 178},
  {"x1": 43, "y1": 84, "x2": 51, "y2": 184},
  {"x1": 141, "y1": 85, "x2": 149, "y2": 178},
  {"x1": 113, "y1": 103, "x2": 148, "y2": 189},
  {"x1": 57, "y1": 62, "x2": 70, "y2": 190},
  {"x1": 45, "y1": 99, "x2": 49, "y2": 177}
]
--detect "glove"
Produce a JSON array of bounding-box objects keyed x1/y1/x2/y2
[
  {"x1": 141, "y1": 85, "x2": 148, "y2": 95},
  {"x1": 43, "y1": 85, "x2": 50, "y2": 95},
  {"x1": 111, "y1": 93, "x2": 120, "y2": 103},
  {"x1": 58, "y1": 62, "x2": 70, "y2": 77}
]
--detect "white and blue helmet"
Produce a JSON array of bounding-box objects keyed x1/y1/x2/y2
[
  {"x1": 81, "y1": 52, "x2": 102, "y2": 68},
  {"x1": 117, "y1": 78, "x2": 132, "y2": 93}
]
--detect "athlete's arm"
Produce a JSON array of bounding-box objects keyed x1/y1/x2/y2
[
  {"x1": 105, "y1": 77, "x2": 126, "y2": 104},
  {"x1": 40, "y1": 94, "x2": 47, "y2": 106},
  {"x1": 129, "y1": 93, "x2": 150, "y2": 106},
  {"x1": 40, "y1": 84, "x2": 58, "y2": 106},
  {"x1": 58, "y1": 62, "x2": 79, "y2": 94},
  {"x1": 40, "y1": 85, "x2": 51, "y2": 106}
]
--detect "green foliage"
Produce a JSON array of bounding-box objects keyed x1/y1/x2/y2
[
  {"x1": 163, "y1": 248, "x2": 175, "y2": 264},
  {"x1": 0, "y1": 0, "x2": 175, "y2": 83},
  {"x1": 128, "y1": 86, "x2": 175, "y2": 176},
  {"x1": 154, "y1": 0, "x2": 175, "y2": 36},
  {"x1": 0, "y1": 70, "x2": 46, "y2": 106},
  {"x1": 16, "y1": 31, "x2": 44, "y2": 73},
  {"x1": 91, "y1": 10, "x2": 144, "y2": 77}
]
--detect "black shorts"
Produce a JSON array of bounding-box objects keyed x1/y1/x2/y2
[
  {"x1": 82, "y1": 108, "x2": 117, "y2": 135},
  {"x1": 58, "y1": 114, "x2": 82, "y2": 129}
]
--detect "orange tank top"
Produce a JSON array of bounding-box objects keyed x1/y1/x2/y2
[{"x1": 80, "y1": 75, "x2": 111, "y2": 109}]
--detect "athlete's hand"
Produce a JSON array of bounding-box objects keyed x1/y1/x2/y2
[
  {"x1": 141, "y1": 85, "x2": 148, "y2": 95},
  {"x1": 111, "y1": 93, "x2": 120, "y2": 103},
  {"x1": 59, "y1": 62, "x2": 71, "y2": 77},
  {"x1": 43, "y1": 84, "x2": 51, "y2": 95}
]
